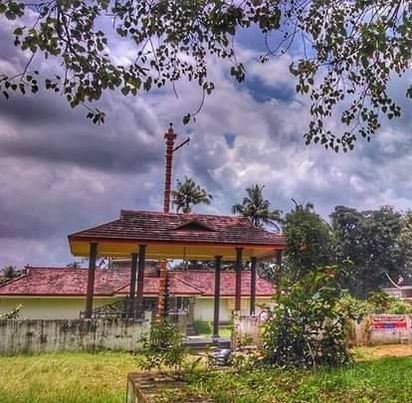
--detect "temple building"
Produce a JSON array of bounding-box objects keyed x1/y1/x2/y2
[
  {"x1": 67, "y1": 209, "x2": 286, "y2": 337},
  {"x1": 0, "y1": 265, "x2": 275, "y2": 325}
]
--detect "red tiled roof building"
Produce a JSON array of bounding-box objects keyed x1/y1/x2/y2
[{"x1": 68, "y1": 209, "x2": 286, "y2": 337}]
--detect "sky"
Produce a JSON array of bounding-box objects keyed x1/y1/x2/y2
[{"x1": 1, "y1": 12, "x2": 412, "y2": 268}]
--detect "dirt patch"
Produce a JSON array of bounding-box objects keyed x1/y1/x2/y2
[{"x1": 354, "y1": 344, "x2": 412, "y2": 360}]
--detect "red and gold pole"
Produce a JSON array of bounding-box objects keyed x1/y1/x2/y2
[
  {"x1": 156, "y1": 124, "x2": 177, "y2": 320},
  {"x1": 163, "y1": 124, "x2": 177, "y2": 213}
]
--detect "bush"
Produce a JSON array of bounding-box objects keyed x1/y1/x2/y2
[
  {"x1": 262, "y1": 267, "x2": 351, "y2": 369},
  {"x1": 367, "y1": 290, "x2": 412, "y2": 314},
  {"x1": 0, "y1": 304, "x2": 22, "y2": 319},
  {"x1": 137, "y1": 318, "x2": 187, "y2": 371},
  {"x1": 338, "y1": 291, "x2": 412, "y2": 317},
  {"x1": 193, "y1": 320, "x2": 211, "y2": 335}
]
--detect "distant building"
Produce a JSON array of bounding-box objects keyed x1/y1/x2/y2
[{"x1": 0, "y1": 266, "x2": 275, "y2": 323}]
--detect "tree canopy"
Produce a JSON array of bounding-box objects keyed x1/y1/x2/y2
[
  {"x1": 331, "y1": 205, "x2": 410, "y2": 298},
  {"x1": 1, "y1": 265, "x2": 19, "y2": 279},
  {"x1": 282, "y1": 201, "x2": 335, "y2": 281},
  {"x1": 1, "y1": 1, "x2": 411, "y2": 150},
  {"x1": 232, "y1": 184, "x2": 282, "y2": 229},
  {"x1": 171, "y1": 176, "x2": 212, "y2": 214}
]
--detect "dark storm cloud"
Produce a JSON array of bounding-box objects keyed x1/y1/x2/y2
[
  {"x1": 0, "y1": 16, "x2": 166, "y2": 263},
  {"x1": 2, "y1": 11, "x2": 412, "y2": 269},
  {"x1": 0, "y1": 92, "x2": 72, "y2": 124},
  {"x1": 0, "y1": 124, "x2": 161, "y2": 174},
  {"x1": 0, "y1": 90, "x2": 162, "y2": 174}
]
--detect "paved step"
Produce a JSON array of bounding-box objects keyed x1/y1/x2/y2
[{"x1": 184, "y1": 337, "x2": 231, "y2": 350}]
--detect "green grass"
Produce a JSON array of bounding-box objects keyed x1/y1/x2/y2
[
  {"x1": 180, "y1": 357, "x2": 412, "y2": 402},
  {"x1": 1, "y1": 347, "x2": 412, "y2": 402},
  {"x1": 0, "y1": 352, "x2": 137, "y2": 403},
  {"x1": 198, "y1": 325, "x2": 232, "y2": 338}
]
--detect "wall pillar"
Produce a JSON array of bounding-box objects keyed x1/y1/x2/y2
[
  {"x1": 213, "y1": 255, "x2": 222, "y2": 339},
  {"x1": 128, "y1": 252, "x2": 138, "y2": 317},
  {"x1": 250, "y1": 257, "x2": 257, "y2": 315},
  {"x1": 136, "y1": 244, "x2": 146, "y2": 318},
  {"x1": 235, "y1": 248, "x2": 243, "y2": 313},
  {"x1": 84, "y1": 242, "x2": 98, "y2": 319}
]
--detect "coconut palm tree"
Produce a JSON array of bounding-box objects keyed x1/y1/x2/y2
[
  {"x1": 2, "y1": 265, "x2": 18, "y2": 280},
  {"x1": 232, "y1": 184, "x2": 282, "y2": 229},
  {"x1": 172, "y1": 177, "x2": 213, "y2": 214}
]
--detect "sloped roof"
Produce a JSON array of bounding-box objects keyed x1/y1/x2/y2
[
  {"x1": 174, "y1": 271, "x2": 274, "y2": 297},
  {"x1": 68, "y1": 210, "x2": 285, "y2": 246},
  {"x1": 0, "y1": 267, "x2": 274, "y2": 297}
]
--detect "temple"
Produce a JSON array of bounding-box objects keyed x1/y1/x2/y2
[{"x1": 68, "y1": 209, "x2": 286, "y2": 337}]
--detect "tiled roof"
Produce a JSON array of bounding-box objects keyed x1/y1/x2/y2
[
  {"x1": 0, "y1": 267, "x2": 274, "y2": 297},
  {"x1": 68, "y1": 210, "x2": 285, "y2": 246},
  {"x1": 0, "y1": 267, "x2": 130, "y2": 297},
  {"x1": 115, "y1": 275, "x2": 203, "y2": 296},
  {"x1": 174, "y1": 271, "x2": 274, "y2": 297}
]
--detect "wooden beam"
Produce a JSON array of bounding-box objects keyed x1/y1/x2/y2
[
  {"x1": 213, "y1": 255, "x2": 222, "y2": 338},
  {"x1": 235, "y1": 248, "x2": 243, "y2": 312},
  {"x1": 84, "y1": 242, "x2": 98, "y2": 319},
  {"x1": 250, "y1": 257, "x2": 257, "y2": 315},
  {"x1": 136, "y1": 244, "x2": 146, "y2": 318},
  {"x1": 128, "y1": 252, "x2": 138, "y2": 317}
]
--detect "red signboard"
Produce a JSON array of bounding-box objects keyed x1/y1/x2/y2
[{"x1": 371, "y1": 316, "x2": 407, "y2": 331}]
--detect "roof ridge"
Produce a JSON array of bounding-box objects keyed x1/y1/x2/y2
[
  {"x1": 25, "y1": 266, "x2": 132, "y2": 272},
  {"x1": 173, "y1": 269, "x2": 245, "y2": 274},
  {"x1": 170, "y1": 273, "x2": 205, "y2": 293},
  {"x1": 112, "y1": 280, "x2": 138, "y2": 295},
  {"x1": 0, "y1": 271, "x2": 29, "y2": 289},
  {"x1": 120, "y1": 209, "x2": 251, "y2": 221}
]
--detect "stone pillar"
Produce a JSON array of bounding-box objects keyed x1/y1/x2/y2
[
  {"x1": 235, "y1": 248, "x2": 243, "y2": 313},
  {"x1": 250, "y1": 257, "x2": 257, "y2": 315},
  {"x1": 276, "y1": 250, "x2": 283, "y2": 296},
  {"x1": 129, "y1": 252, "x2": 138, "y2": 317},
  {"x1": 213, "y1": 255, "x2": 222, "y2": 339},
  {"x1": 85, "y1": 242, "x2": 98, "y2": 319},
  {"x1": 136, "y1": 244, "x2": 146, "y2": 318},
  {"x1": 186, "y1": 297, "x2": 196, "y2": 336}
]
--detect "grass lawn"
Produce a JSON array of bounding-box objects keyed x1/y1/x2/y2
[
  {"x1": 1, "y1": 346, "x2": 412, "y2": 402},
  {"x1": 181, "y1": 356, "x2": 412, "y2": 402},
  {"x1": 0, "y1": 352, "x2": 137, "y2": 403},
  {"x1": 198, "y1": 325, "x2": 232, "y2": 339}
]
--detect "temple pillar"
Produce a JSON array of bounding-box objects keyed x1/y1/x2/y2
[
  {"x1": 186, "y1": 297, "x2": 196, "y2": 336},
  {"x1": 136, "y1": 244, "x2": 146, "y2": 318},
  {"x1": 85, "y1": 242, "x2": 98, "y2": 319},
  {"x1": 235, "y1": 248, "x2": 243, "y2": 313},
  {"x1": 276, "y1": 250, "x2": 283, "y2": 296},
  {"x1": 128, "y1": 252, "x2": 138, "y2": 317},
  {"x1": 213, "y1": 255, "x2": 222, "y2": 339},
  {"x1": 250, "y1": 257, "x2": 257, "y2": 315}
]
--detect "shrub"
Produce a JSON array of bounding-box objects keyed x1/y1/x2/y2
[
  {"x1": 262, "y1": 267, "x2": 351, "y2": 369},
  {"x1": 193, "y1": 319, "x2": 211, "y2": 335},
  {"x1": 367, "y1": 290, "x2": 412, "y2": 314},
  {"x1": 338, "y1": 291, "x2": 412, "y2": 317},
  {"x1": 137, "y1": 318, "x2": 187, "y2": 371},
  {"x1": 338, "y1": 293, "x2": 370, "y2": 321},
  {"x1": 0, "y1": 304, "x2": 22, "y2": 319}
]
